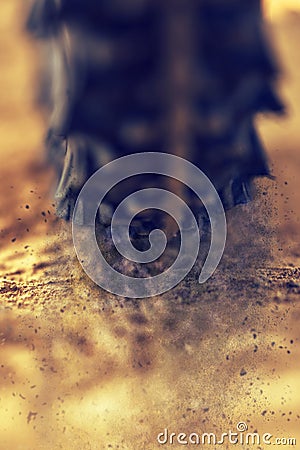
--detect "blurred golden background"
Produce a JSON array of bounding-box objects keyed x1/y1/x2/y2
[{"x1": 0, "y1": 1, "x2": 300, "y2": 449}]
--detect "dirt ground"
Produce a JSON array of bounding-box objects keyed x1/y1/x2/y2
[{"x1": 0, "y1": 2, "x2": 299, "y2": 449}]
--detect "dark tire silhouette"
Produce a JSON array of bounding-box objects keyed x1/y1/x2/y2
[{"x1": 27, "y1": 0, "x2": 283, "y2": 229}]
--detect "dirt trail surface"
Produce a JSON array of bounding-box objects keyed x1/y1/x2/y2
[{"x1": 0, "y1": 2, "x2": 300, "y2": 449}]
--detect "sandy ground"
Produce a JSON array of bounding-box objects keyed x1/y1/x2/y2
[{"x1": 0, "y1": 2, "x2": 300, "y2": 449}]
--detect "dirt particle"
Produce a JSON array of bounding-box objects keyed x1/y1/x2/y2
[
  {"x1": 286, "y1": 281, "x2": 299, "y2": 289},
  {"x1": 27, "y1": 411, "x2": 37, "y2": 424},
  {"x1": 129, "y1": 313, "x2": 148, "y2": 325}
]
